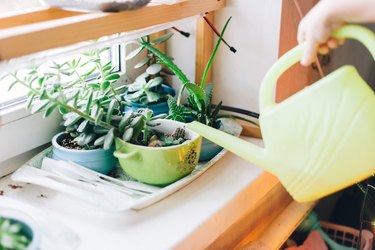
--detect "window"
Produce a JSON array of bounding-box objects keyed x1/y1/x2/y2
[{"x1": 0, "y1": 44, "x2": 124, "y2": 111}]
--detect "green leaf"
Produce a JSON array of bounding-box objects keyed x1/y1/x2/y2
[
  {"x1": 95, "y1": 109, "x2": 104, "y2": 125},
  {"x1": 128, "y1": 82, "x2": 144, "y2": 92},
  {"x1": 146, "y1": 64, "x2": 162, "y2": 75},
  {"x1": 65, "y1": 89, "x2": 80, "y2": 101},
  {"x1": 93, "y1": 126, "x2": 109, "y2": 134},
  {"x1": 91, "y1": 104, "x2": 99, "y2": 117},
  {"x1": 103, "y1": 128, "x2": 114, "y2": 150},
  {"x1": 77, "y1": 120, "x2": 89, "y2": 133},
  {"x1": 39, "y1": 89, "x2": 49, "y2": 100},
  {"x1": 127, "y1": 90, "x2": 145, "y2": 101},
  {"x1": 31, "y1": 100, "x2": 49, "y2": 114},
  {"x1": 150, "y1": 33, "x2": 174, "y2": 45},
  {"x1": 105, "y1": 74, "x2": 120, "y2": 81},
  {"x1": 86, "y1": 90, "x2": 93, "y2": 114},
  {"x1": 134, "y1": 58, "x2": 150, "y2": 69},
  {"x1": 130, "y1": 115, "x2": 143, "y2": 127},
  {"x1": 43, "y1": 103, "x2": 58, "y2": 118},
  {"x1": 185, "y1": 83, "x2": 205, "y2": 100},
  {"x1": 26, "y1": 94, "x2": 36, "y2": 110},
  {"x1": 59, "y1": 106, "x2": 69, "y2": 115},
  {"x1": 201, "y1": 16, "x2": 232, "y2": 89},
  {"x1": 82, "y1": 67, "x2": 97, "y2": 77},
  {"x1": 145, "y1": 91, "x2": 160, "y2": 103},
  {"x1": 147, "y1": 77, "x2": 163, "y2": 88},
  {"x1": 122, "y1": 128, "x2": 133, "y2": 142},
  {"x1": 64, "y1": 113, "x2": 81, "y2": 127},
  {"x1": 88, "y1": 83, "x2": 100, "y2": 89},
  {"x1": 94, "y1": 135, "x2": 106, "y2": 146},
  {"x1": 125, "y1": 46, "x2": 144, "y2": 61},
  {"x1": 106, "y1": 99, "x2": 116, "y2": 124},
  {"x1": 101, "y1": 81, "x2": 110, "y2": 92},
  {"x1": 7, "y1": 81, "x2": 18, "y2": 91},
  {"x1": 150, "y1": 113, "x2": 167, "y2": 120},
  {"x1": 119, "y1": 110, "x2": 133, "y2": 130}
]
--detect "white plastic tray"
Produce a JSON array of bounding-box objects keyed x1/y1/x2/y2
[{"x1": 12, "y1": 119, "x2": 242, "y2": 211}]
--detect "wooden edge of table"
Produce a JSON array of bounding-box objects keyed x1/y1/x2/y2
[
  {"x1": 0, "y1": 0, "x2": 225, "y2": 61},
  {"x1": 237, "y1": 200, "x2": 317, "y2": 249},
  {"x1": 176, "y1": 172, "x2": 293, "y2": 249},
  {"x1": 176, "y1": 160, "x2": 316, "y2": 250}
]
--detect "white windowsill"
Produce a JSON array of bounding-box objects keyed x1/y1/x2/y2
[{"x1": 0, "y1": 138, "x2": 265, "y2": 249}]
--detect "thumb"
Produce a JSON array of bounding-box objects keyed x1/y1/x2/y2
[{"x1": 301, "y1": 38, "x2": 318, "y2": 66}]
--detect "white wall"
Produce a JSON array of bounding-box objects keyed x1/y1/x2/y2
[{"x1": 167, "y1": 0, "x2": 283, "y2": 112}]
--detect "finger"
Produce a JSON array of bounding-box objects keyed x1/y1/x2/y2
[
  {"x1": 338, "y1": 38, "x2": 346, "y2": 45},
  {"x1": 327, "y1": 38, "x2": 338, "y2": 49},
  {"x1": 318, "y1": 44, "x2": 330, "y2": 55},
  {"x1": 301, "y1": 39, "x2": 318, "y2": 66}
]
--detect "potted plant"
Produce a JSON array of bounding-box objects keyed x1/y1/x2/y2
[
  {"x1": 5, "y1": 47, "x2": 202, "y2": 183},
  {"x1": 124, "y1": 33, "x2": 176, "y2": 115},
  {"x1": 0, "y1": 209, "x2": 41, "y2": 250},
  {"x1": 5, "y1": 48, "x2": 125, "y2": 174},
  {"x1": 130, "y1": 17, "x2": 258, "y2": 161},
  {"x1": 114, "y1": 109, "x2": 201, "y2": 186}
]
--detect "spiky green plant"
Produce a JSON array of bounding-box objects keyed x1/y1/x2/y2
[{"x1": 130, "y1": 16, "x2": 257, "y2": 128}]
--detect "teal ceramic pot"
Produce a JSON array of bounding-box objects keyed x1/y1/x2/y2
[
  {"x1": 114, "y1": 120, "x2": 202, "y2": 186},
  {"x1": 52, "y1": 132, "x2": 117, "y2": 174},
  {"x1": 124, "y1": 84, "x2": 176, "y2": 115},
  {"x1": 199, "y1": 138, "x2": 223, "y2": 162},
  {"x1": 0, "y1": 209, "x2": 41, "y2": 250}
]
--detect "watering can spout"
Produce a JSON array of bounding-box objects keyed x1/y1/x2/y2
[{"x1": 188, "y1": 121, "x2": 274, "y2": 174}]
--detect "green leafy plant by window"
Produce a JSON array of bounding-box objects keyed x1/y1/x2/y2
[{"x1": 5, "y1": 47, "x2": 187, "y2": 150}]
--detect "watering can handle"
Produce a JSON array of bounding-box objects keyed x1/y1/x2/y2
[{"x1": 259, "y1": 24, "x2": 375, "y2": 112}]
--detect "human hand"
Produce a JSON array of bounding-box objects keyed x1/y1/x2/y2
[{"x1": 297, "y1": 1, "x2": 345, "y2": 66}]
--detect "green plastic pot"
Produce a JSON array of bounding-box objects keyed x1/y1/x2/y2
[{"x1": 114, "y1": 120, "x2": 202, "y2": 186}]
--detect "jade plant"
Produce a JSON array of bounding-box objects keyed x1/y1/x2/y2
[
  {"x1": 124, "y1": 33, "x2": 175, "y2": 105},
  {"x1": 0, "y1": 217, "x2": 31, "y2": 250},
  {"x1": 4, "y1": 47, "x2": 187, "y2": 150},
  {"x1": 129, "y1": 17, "x2": 257, "y2": 128}
]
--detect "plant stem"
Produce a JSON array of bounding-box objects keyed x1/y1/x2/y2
[
  {"x1": 140, "y1": 42, "x2": 191, "y2": 85},
  {"x1": 11, "y1": 74, "x2": 115, "y2": 131},
  {"x1": 95, "y1": 52, "x2": 123, "y2": 110},
  {"x1": 201, "y1": 16, "x2": 232, "y2": 89}
]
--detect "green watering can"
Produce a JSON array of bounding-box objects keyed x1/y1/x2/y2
[{"x1": 188, "y1": 25, "x2": 375, "y2": 202}]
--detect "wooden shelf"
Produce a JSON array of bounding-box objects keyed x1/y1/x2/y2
[{"x1": 0, "y1": 0, "x2": 225, "y2": 61}]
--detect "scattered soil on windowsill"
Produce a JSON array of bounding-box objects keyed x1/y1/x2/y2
[{"x1": 8, "y1": 184, "x2": 23, "y2": 189}]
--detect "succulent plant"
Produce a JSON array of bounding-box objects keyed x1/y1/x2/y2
[
  {"x1": 0, "y1": 217, "x2": 31, "y2": 250},
  {"x1": 124, "y1": 33, "x2": 175, "y2": 105}
]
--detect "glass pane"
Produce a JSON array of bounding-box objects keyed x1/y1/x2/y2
[{"x1": 0, "y1": 45, "x2": 120, "y2": 110}]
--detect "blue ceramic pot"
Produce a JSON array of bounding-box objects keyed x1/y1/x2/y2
[
  {"x1": 52, "y1": 132, "x2": 117, "y2": 174},
  {"x1": 199, "y1": 138, "x2": 223, "y2": 162},
  {"x1": 125, "y1": 84, "x2": 175, "y2": 115}
]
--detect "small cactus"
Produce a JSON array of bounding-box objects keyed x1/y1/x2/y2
[{"x1": 172, "y1": 127, "x2": 186, "y2": 140}]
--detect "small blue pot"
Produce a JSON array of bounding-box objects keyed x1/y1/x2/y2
[
  {"x1": 125, "y1": 84, "x2": 175, "y2": 115},
  {"x1": 52, "y1": 132, "x2": 117, "y2": 174},
  {"x1": 199, "y1": 138, "x2": 223, "y2": 162}
]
